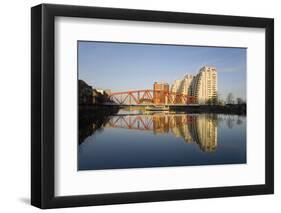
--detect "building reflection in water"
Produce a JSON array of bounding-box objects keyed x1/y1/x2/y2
[{"x1": 105, "y1": 113, "x2": 218, "y2": 152}]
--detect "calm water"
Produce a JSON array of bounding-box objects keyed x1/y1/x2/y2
[{"x1": 79, "y1": 110, "x2": 246, "y2": 170}]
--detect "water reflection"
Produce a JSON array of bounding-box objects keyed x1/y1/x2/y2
[
  {"x1": 79, "y1": 110, "x2": 246, "y2": 170},
  {"x1": 79, "y1": 107, "x2": 119, "y2": 144},
  {"x1": 106, "y1": 113, "x2": 218, "y2": 152}
]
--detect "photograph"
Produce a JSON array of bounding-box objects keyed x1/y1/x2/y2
[
  {"x1": 78, "y1": 41, "x2": 247, "y2": 171},
  {"x1": 30, "y1": 3, "x2": 274, "y2": 209}
]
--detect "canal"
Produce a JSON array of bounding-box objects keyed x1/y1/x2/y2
[{"x1": 78, "y1": 109, "x2": 246, "y2": 170}]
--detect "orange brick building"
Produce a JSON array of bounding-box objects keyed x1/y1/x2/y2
[{"x1": 153, "y1": 82, "x2": 169, "y2": 104}]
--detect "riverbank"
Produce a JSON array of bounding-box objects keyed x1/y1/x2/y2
[
  {"x1": 79, "y1": 104, "x2": 246, "y2": 115},
  {"x1": 170, "y1": 104, "x2": 246, "y2": 115}
]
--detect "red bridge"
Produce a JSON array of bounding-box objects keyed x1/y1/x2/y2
[{"x1": 108, "y1": 89, "x2": 196, "y2": 105}]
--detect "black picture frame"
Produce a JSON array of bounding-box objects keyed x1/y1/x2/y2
[{"x1": 31, "y1": 3, "x2": 274, "y2": 209}]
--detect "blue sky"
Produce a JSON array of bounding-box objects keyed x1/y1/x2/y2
[{"x1": 78, "y1": 41, "x2": 246, "y2": 100}]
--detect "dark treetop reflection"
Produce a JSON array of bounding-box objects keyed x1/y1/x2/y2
[{"x1": 78, "y1": 109, "x2": 246, "y2": 170}]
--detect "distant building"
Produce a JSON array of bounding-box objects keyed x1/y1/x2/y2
[
  {"x1": 95, "y1": 88, "x2": 105, "y2": 95},
  {"x1": 170, "y1": 79, "x2": 182, "y2": 93},
  {"x1": 171, "y1": 74, "x2": 195, "y2": 96},
  {"x1": 92, "y1": 89, "x2": 100, "y2": 104},
  {"x1": 193, "y1": 66, "x2": 217, "y2": 104},
  {"x1": 104, "y1": 89, "x2": 112, "y2": 96},
  {"x1": 79, "y1": 80, "x2": 93, "y2": 105},
  {"x1": 170, "y1": 66, "x2": 217, "y2": 104},
  {"x1": 92, "y1": 88, "x2": 112, "y2": 104},
  {"x1": 94, "y1": 88, "x2": 112, "y2": 96},
  {"x1": 153, "y1": 82, "x2": 169, "y2": 104}
]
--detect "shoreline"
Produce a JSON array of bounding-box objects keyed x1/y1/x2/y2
[
  {"x1": 79, "y1": 104, "x2": 246, "y2": 115},
  {"x1": 169, "y1": 105, "x2": 246, "y2": 115}
]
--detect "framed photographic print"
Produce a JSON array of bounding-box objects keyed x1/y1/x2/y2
[{"x1": 31, "y1": 3, "x2": 274, "y2": 209}]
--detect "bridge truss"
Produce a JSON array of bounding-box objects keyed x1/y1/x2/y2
[{"x1": 109, "y1": 89, "x2": 196, "y2": 105}]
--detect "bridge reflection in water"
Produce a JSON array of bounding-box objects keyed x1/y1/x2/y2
[
  {"x1": 105, "y1": 113, "x2": 218, "y2": 152},
  {"x1": 79, "y1": 111, "x2": 246, "y2": 170}
]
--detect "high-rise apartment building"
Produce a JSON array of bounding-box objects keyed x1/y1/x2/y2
[
  {"x1": 170, "y1": 74, "x2": 194, "y2": 96},
  {"x1": 182, "y1": 74, "x2": 195, "y2": 96},
  {"x1": 193, "y1": 66, "x2": 217, "y2": 104},
  {"x1": 170, "y1": 66, "x2": 217, "y2": 104},
  {"x1": 170, "y1": 79, "x2": 182, "y2": 93}
]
